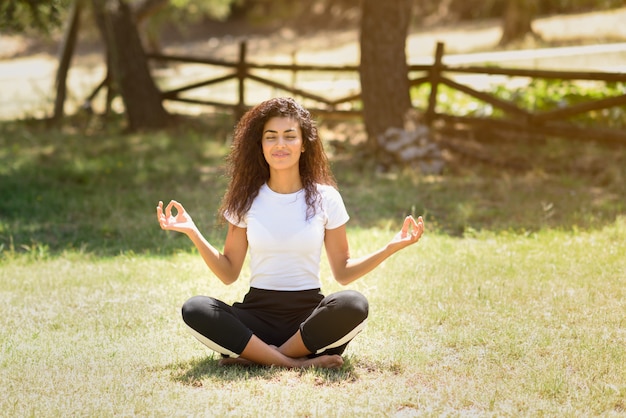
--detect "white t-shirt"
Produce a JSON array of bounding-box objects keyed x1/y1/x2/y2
[{"x1": 225, "y1": 183, "x2": 349, "y2": 291}]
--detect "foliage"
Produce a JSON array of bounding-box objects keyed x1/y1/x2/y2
[
  {"x1": 0, "y1": 0, "x2": 71, "y2": 33},
  {"x1": 492, "y1": 79, "x2": 626, "y2": 128},
  {"x1": 165, "y1": 0, "x2": 242, "y2": 22},
  {"x1": 411, "y1": 79, "x2": 626, "y2": 128},
  {"x1": 5, "y1": 0, "x2": 625, "y2": 37}
]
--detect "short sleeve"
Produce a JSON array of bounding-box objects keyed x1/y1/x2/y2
[
  {"x1": 320, "y1": 185, "x2": 350, "y2": 230},
  {"x1": 224, "y1": 210, "x2": 247, "y2": 228}
]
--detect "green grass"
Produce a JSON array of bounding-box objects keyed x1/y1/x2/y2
[{"x1": 1, "y1": 119, "x2": 625, "y2": 416}]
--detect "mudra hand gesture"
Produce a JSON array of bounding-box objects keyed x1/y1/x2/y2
[
  {"x1": 157, "y1": 200, "x2": 198, "y2": 234},
  {"x1": 388, "y1": 215, "x2": 424, "y2": 250}
]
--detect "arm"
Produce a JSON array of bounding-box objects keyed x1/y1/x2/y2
[
  {"x1": 156, "y1": 200, "x2": 248, "y2": 285},
  {"x1": 324, "y1": 215, "x2": 424, "y2": 285}
]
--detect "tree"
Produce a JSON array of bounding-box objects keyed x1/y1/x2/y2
[
  {"x1": 499, "y1": 0, "x2": 539, "y2": 46},
  {"x1": 359, "y1": 0, "x2": 413, "y2": 152},
  {"x1": 53, "y1": 0, "x2": 84, "y2": 123},
  {"x1": 91, "y1": 0, "x2": 169, "y2": 130}
]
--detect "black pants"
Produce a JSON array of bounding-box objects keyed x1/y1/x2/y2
[{"x1": 181, "y1": 288, "x2": 369, "y2": 358}]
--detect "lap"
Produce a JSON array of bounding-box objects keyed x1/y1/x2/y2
[{"x1": 182, "y1": 288, "x2": 368, "y2": 348}]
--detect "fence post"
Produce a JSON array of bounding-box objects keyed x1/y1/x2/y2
[
  {"x1": 236, "y1": 41, "x2": 247, "y2": 121},
  {"x1": 426, "y1": 42, "x2": 445, "y2": 126},
  {"x1": 290, "y1": 50, "x2": 298, "y2": 91}
]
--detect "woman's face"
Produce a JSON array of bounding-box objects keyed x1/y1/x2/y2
[{"x1": 261, "y1": 116, "x2": 304, "y2": 174}]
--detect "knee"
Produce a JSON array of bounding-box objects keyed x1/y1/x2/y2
[
  {"x1": 181, "y1": 295, "x2": 209, "y2": 326},
  {"x1": 337, "y1": 290, "x2": 369, "y2": 322}
]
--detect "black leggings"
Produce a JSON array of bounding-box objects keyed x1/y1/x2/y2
[{"x1": 181, "y1": 288, "x2": 369, "y2": 358}]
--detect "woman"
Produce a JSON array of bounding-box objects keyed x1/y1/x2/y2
[{"x1": 157, "y1": 97, "x2": 424, "y2": 369}]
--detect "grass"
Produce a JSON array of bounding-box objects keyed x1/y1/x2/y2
[{"x1": 1, "y1": 118, "x2": 625, "y2": 416}]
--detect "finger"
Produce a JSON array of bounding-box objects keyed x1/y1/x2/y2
[
  {"x1": 401, "y1": 216, "x2": 412, "y2": 236},
  {"x1": 158, "y1": 202, "x2": 172, "y2": 229},
  {"x1": 170, "y1": 200, "x2": 185, "y2": 215},
  {"x1": 156, "y1": 201, "x2": 164, "y2": 221},
  {"x1": 165, "y1": 200, "x2": 177, "y2": 218},
  {"x1": 417, "y1": 216, "x2": 424, "y2": 231},
  {"x1": 407, "y1": 216, "x2": 419, "y2": 236},
  {"x1": 413, "y1": 216, "x2": 425, "y2": 239}
]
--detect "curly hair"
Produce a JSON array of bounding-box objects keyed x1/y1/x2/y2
[{"x1": 219, "y1": 97, "x2": 337, "y2": 224}]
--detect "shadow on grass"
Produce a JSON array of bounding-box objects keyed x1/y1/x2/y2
[
  {"x1": 1, "y1": 120, "x2": 625, "y2": 258},
  {"x1": 168, "y1": 355, "x2": 361, "y2": 386}
]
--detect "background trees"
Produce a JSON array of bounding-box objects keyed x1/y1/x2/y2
[
  {"x1": 90, "y1": 0, "x2": 169, "y2": 130},
  {"x1": 2, "y1": 0, "x2": 624, "y2": 136}
]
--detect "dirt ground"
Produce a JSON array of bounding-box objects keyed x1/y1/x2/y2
[{"x1": 1, "y1": 7, "x2": 626, "y2": 120}]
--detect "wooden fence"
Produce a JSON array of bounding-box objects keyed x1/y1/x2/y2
[
  {"x1": 142, "y1": 41, "x2": 626, "y2": 143},
  {"x1": 146, "y1": 41, "x2": 361, "y2": 119}
]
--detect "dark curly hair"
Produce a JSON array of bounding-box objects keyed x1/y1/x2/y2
[{"x1": 219, "y1": 97, "x2": 337, "y2": 224}]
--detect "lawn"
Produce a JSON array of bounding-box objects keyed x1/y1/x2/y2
[{"x1": 1, "y1": 118, "x2": 625, "y2": 417}]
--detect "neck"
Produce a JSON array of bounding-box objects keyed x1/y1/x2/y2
[{"x1": 267, "y1": 174, "x2": 303, "y2": 194}]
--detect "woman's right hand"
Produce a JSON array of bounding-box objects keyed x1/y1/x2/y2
[{"x1": 156, "y1": 200, "x2": 198, "y2": 235}]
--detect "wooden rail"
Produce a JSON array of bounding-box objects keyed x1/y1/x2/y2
[
  {"x1": 416, "y1": 42, "x2": 626, "y2": 143},
  {"x1": 96, "y1": 41, "x2": 626, "y2": 143},
  {"x1": 147, "y1": 41, "x2": 362, "y2": 119}
]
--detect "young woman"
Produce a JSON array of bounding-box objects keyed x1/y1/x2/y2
[{"x1": 157, "y1": 97, "x2": 424, "y2": 369}]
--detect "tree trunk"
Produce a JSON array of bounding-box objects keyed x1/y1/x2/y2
[
  {"x1": 53, "y1": 0, "x2": 83, "y2": 123},
  {"x1": 359, "y1": 0, "x2": 413, "y2": 151},
  {"x1": 499, "y1": 0, "x2": 538, "y2": 46},
  {"x1": 91, "y1": 0, "x2": 169, "y2": 130}
]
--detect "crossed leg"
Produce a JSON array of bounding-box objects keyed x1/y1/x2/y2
[
  {"x1": 182, "y1": 290, "x2": 367, "y2": 369},
  {"x1": 219, "y1": 332, "x2": 343, "y2": 369}
]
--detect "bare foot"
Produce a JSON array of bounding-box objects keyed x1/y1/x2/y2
[
  {"x1": 219, "y1": 354, "x2": 343, "y2": 369},
  {"x1": 218, "y1": 357, "x2": 257, "y2": 367},
  {"x1": 300, "y1": 354, "x2": 344, "y2": 369}
]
